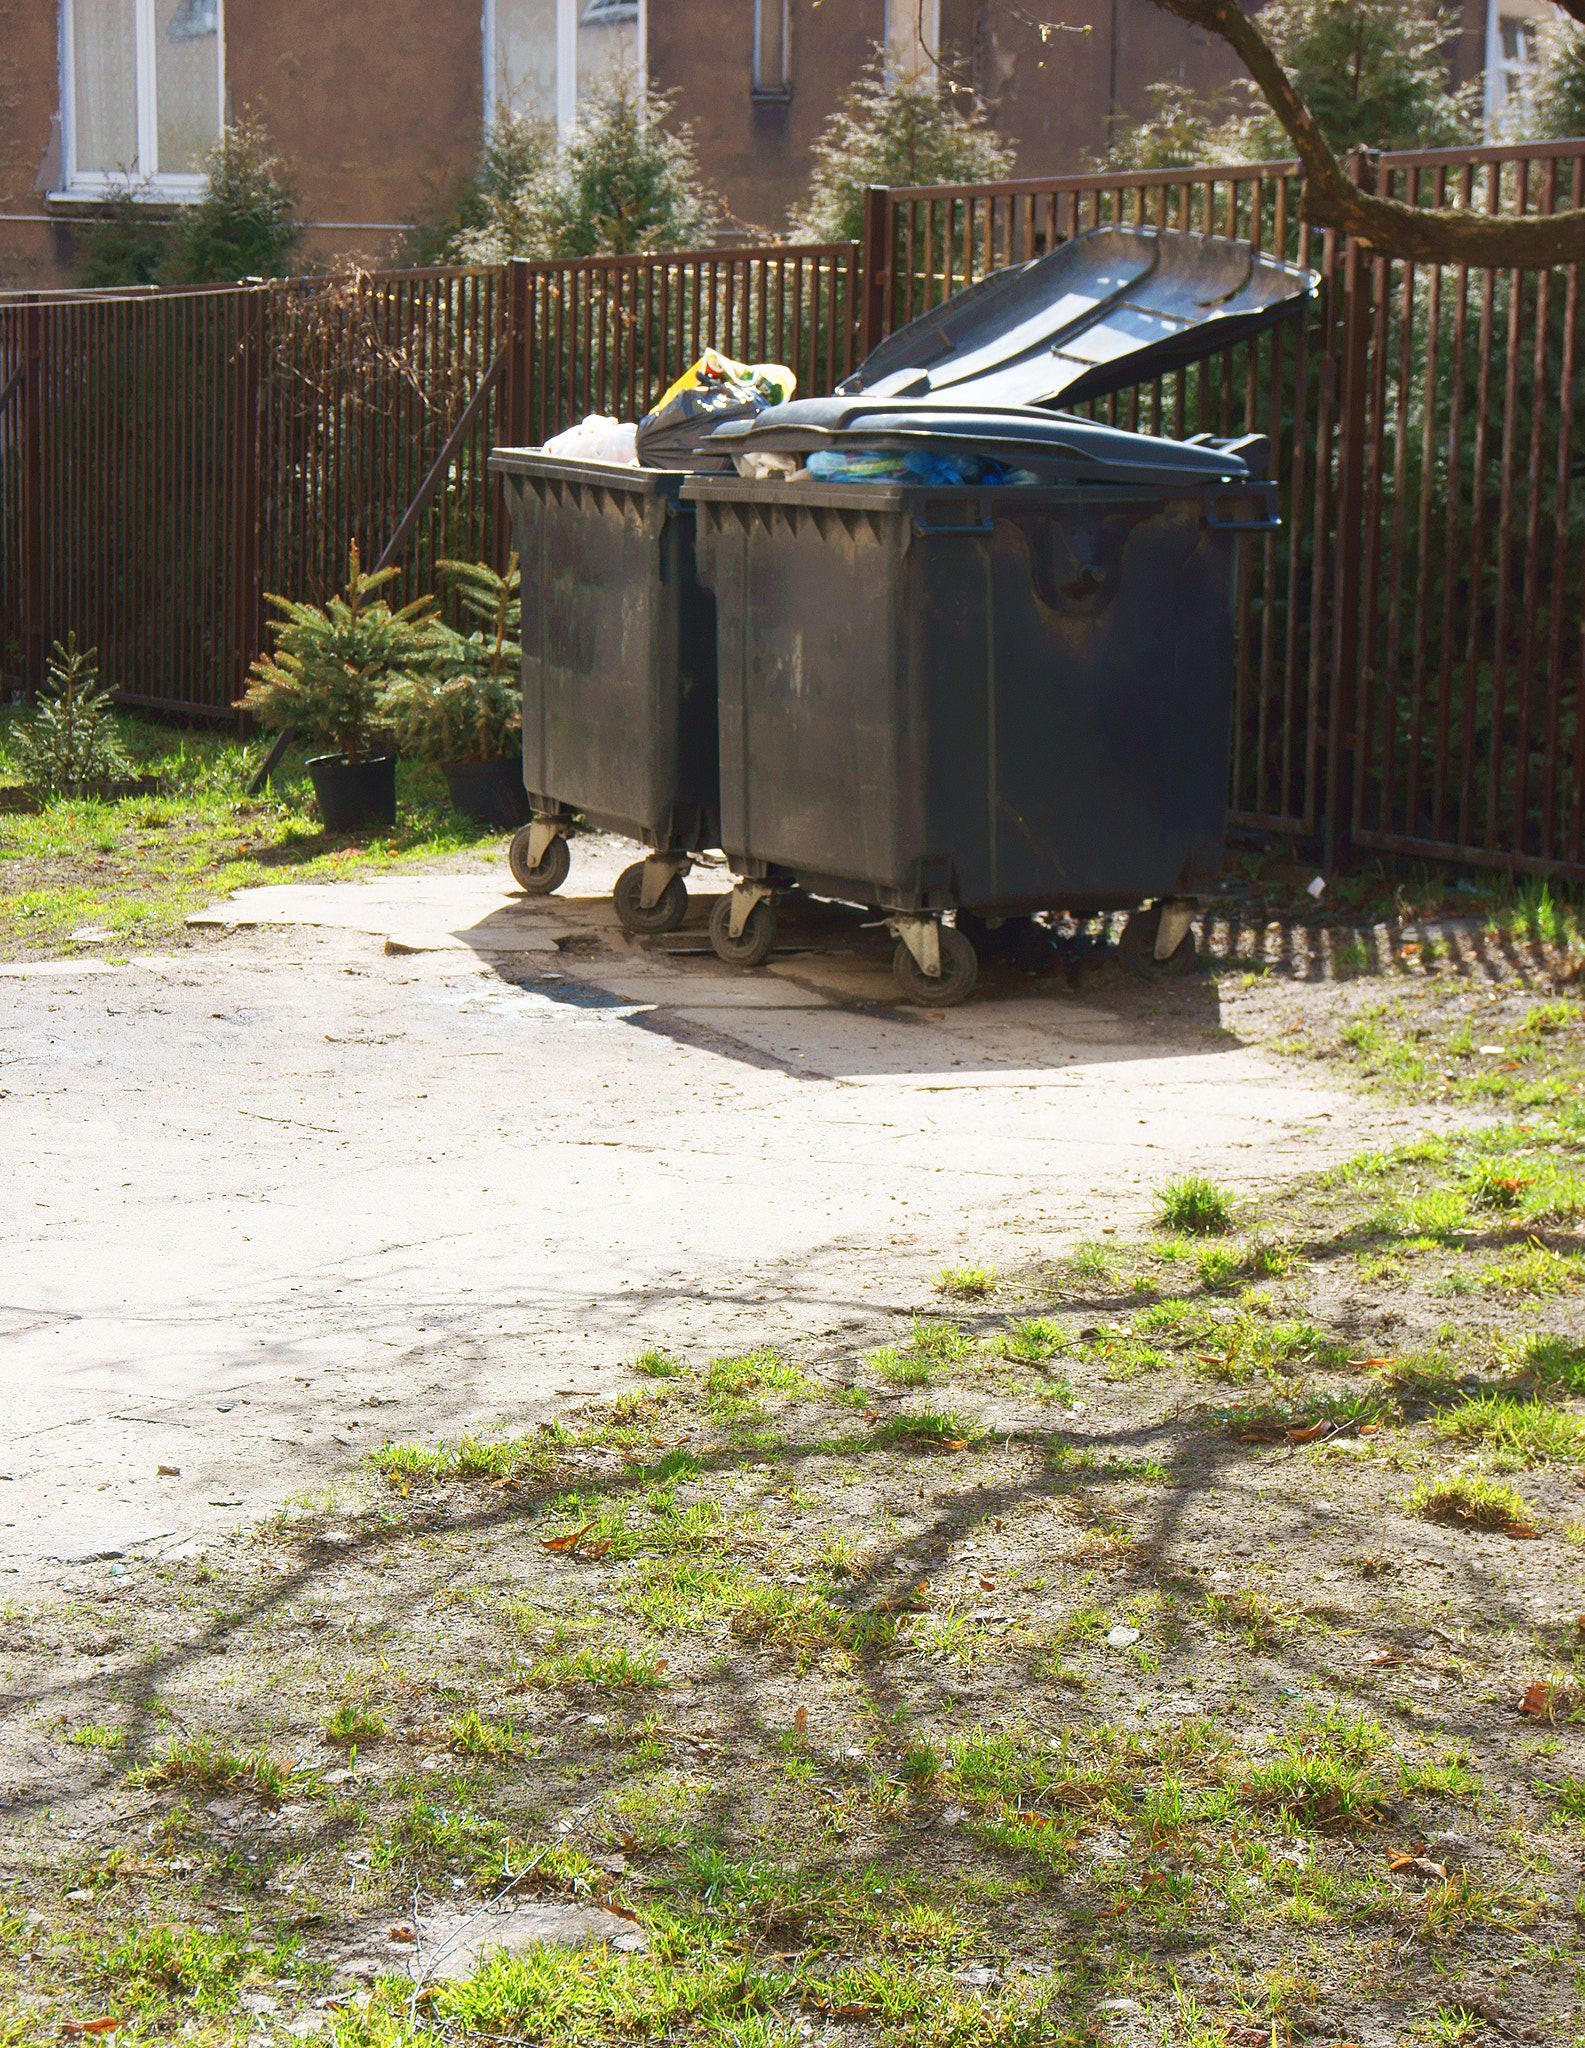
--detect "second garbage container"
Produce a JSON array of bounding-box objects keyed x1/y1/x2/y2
[{"x1": 487, "y1": 453, "x2": 719, "y2": 933}]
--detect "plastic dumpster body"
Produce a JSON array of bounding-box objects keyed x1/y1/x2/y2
[
  {"x1": 487, "y1": 451, "x2": 719, "y2": 931},
  {"x1": 675, "y1": 222, "x2": 1313, "y2": 1002},
  {"x1": 686, "y1": 459, "x2": 1274, "y2": 999}
]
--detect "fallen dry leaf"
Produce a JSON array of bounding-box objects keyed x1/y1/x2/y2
[
  {"x1": 793, "y1": 1706, "x2": 808, "y2": 1734},
  {"x1": 1287, "y1": 1421, "x2": 1328, "y2": 1443},
  {"x1": 1365, "y1": 1647, "x2": 1401, "y2": 1668},
  {"x1": 59, "y1": 2022, "x2": 120, "y2": 2039},
  {"x1": 978, "y1": 1575, "x2": 996, "y2": 1592},
  {"x1": 1520, "y1": 1681, "x2": 1555, "y2": 1720},
  {"x1": 580, "y1": 1538, "x2": 614, "y2": 1559},
  {"x1": 1346, "y1": 1356, "x2": 1394, "y2": 1370},
  {"x1": 540, "y1": 1522, "x2": 595, "y2": 1554},
  {"x1": 1388, "y1": 1847, "x2": 1448, "y2": 1883},
  {"x1": 155, "y1": 1464, "x2": 180, "y2": 1478},
  {"x1": 388, "y1": 1925, "x2": 415, "y2": 1943}
]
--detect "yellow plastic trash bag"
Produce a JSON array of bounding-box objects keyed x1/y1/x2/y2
[{"x1": 652, "y1": 348, "x2": 796, "y2": 415}]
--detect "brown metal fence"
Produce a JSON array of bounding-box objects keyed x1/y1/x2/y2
[
  {"x1": 0, "y1": 242, "x2": 860, "y2": 725},
  {"x1": 882, "y1": 140, "x2": 1585, "y2": 879},
  {"x1": 3, "y1": 152, "x2": 1583, "y2": 881}
]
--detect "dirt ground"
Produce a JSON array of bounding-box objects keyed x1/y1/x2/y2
[
  {"x1": 2, "y1": 858, "x2": 1583, "y2": 2047},
  {"x1": 1, "y1": 839, "x2": 1434, "y2": 1589}
]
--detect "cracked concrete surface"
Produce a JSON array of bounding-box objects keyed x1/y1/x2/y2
[{"x1": 2, "y1": 837, "x2": 1422, "y2": 1592}]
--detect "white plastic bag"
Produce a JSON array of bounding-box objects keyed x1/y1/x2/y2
[{"x1": 541, "y1": 414, "x2": 639, "y2": 466}]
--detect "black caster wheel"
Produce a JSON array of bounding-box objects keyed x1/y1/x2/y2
[
  {"x1": 709, "y1": 894, "x2": 777, "y2": 968},
  {"x1": 508, "y1": 827, "x2": 571, "y2": 895},
  {"x1": 614, "y1": 862, "x2": 688, "y2": 935},
  {"x1": 892, "y1": 926, "x2": 978, "y2": 1007},
  {"x1": 1117, "y1": 903, "x2": 1197, "y2": 978}
]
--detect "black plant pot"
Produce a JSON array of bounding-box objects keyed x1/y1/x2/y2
[
  {"x1": 306, "y1": 753, "x2": 397, "y2": 832},
  {"x1": 442, "y1": 758, "x2": 532, "y2": 829}
]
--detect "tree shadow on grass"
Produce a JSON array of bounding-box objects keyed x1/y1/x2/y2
[{"x1": 1, "y1": 1367, "x2": 1553, "y2": 2039}]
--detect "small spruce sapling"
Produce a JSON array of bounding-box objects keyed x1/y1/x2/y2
[
  {"x1": 381, "y1": 556, "x2": 523, "y2": 765},
  {"x1": 11, "y1": 636, "x2": 134, "y2": 797},
  {"x1": 237, "y1": 543, "x2": 444, "y2": 763}
]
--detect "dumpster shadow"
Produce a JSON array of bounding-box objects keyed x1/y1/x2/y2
[{"x1": 481, "y1": 899, "x2": 1236, "y2": 1085}]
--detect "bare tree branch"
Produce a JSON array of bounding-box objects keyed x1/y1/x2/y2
[{"x1": 1153, "y1": 0, "x2": 1585, "y2": 265}]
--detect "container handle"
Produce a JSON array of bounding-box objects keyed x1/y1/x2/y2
[
  {"x1": 1204, "y1": 490, "x2": 1282, "y2": 535},
  {"x1": 912, "y1": 502, "x2": 997, "y2": 537}
]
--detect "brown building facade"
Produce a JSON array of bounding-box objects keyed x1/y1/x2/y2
[{"x1": 0, "y1": 0, "x2": 1533, "y2": 292}]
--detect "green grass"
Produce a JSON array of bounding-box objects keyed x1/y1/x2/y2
[
  {"x1": 909, "y1": 1319, "x2": 975, "y2": 1366},
  {"x1": 629, "y1": 1347, "x2": 687, "y2": 1378},
  {"x1": 0, "y1": 709, "x2": 507, "y2": 960},
  {"x1": 1514, "y1": 1330, "x2": 1585, "y2": 1395},
  {"x1": 1481, "y1": 1240, "x2": 1582, "y2": 1296},
  {"x1": 935, "y1": 1262, "x2": 996, "y2": 1300},
  {"x1": 869, "y1": 1408, "x2": 985, "y2": 1450},
  {"x1": 874, "y1": 1344, "x2": 936, "y2": 1388},
  {"x1": 524, "y1": 1644, "x2": 667, "y2": 1691},
  {"x1": 64, "y1": 1722, "x2": 126, "y2": 1751},
  {"x1": 369, "y1": 1428, "x2": 566, "y2": 1488},
  {"x1": 1156, "y1": 1176, "x2": 1236, "y2": 1236},
  {"x1": 129, "y1": 1735, "x2": 306, "y2": 1804},
  {"x1": 324, "y1": 1701, "x2": 388, "y2": 1746},
  {"x1": 447, "y1": 1708, "x2": 521, "y2": 1757},
  {"x1": 1407, "y1": 1473, "x2": 1536, "y2": 1533},
  {"x1": 700, "y1": 1348, "x2": 804, "y2": 1417},
  {"x1": 1434, "y1": 1393, "x2": 1585, "y2": 1466}
]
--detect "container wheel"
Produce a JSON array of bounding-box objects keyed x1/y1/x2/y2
[
  {"x1": 709, "y1": 894, "x2": 776, "y2": 968},
  {"x1": 1117, "y1": 903, "x2": 1197, "y2": 978},
  {"x1": 508, "y1": 826, "x2": 570, "y2": 895},
  {"x1": 614, "y1": 862, "x2": 688, "y2": 935},
  {"x1": 893, "y1": 926, "x2": 978, "y2": 1007}
]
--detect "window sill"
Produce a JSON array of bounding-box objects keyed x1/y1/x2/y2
[
  {"x1": 45, "y1": 185, "x2": 201, "y2": 214},
  {"x1": 750, "y1": 86, "x2": 793, "y2": 102}
]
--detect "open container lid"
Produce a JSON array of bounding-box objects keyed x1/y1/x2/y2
[
  {"x1": 844, "y1": 224, "x2": 1316, "y2": 410},
  {"x1": 706, "y1": 224, "x2": 1316, "y2": 470}
]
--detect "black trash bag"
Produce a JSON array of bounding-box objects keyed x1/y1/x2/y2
[{"x1": 635, "y1": 385, "x2": 765, "y2": 471}]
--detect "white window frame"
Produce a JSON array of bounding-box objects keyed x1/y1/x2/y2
[
  {"x1": 752, "y1": 0, "x2": 790, "y2": 99},
  {"x1": 483, "y1": 0, "x2": 645, "y2": 139},
  {"x1": 56, "y1": 0, "x2": 226, "y2": 199}
]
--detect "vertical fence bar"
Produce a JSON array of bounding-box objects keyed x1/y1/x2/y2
[
  {"x1": 21, "y1": 297, "x2": 43, "y2": 698},
  {"x1": 1543, "y1": 154, "x2": 1582, "y2": 863}
]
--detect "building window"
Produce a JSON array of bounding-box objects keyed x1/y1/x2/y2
[
  {"x1": 753, "y1": 0, "x2": 790, "y2": 98},
  {"x1": 1497, "y1": 15, "x2": 1541, "y2": 117},
  {"x1": 61, "y1": 0, "x2": 223, "y2": 195},
  {"x1": 580, "y1": 0, "x2": 638, "y2": 20}
]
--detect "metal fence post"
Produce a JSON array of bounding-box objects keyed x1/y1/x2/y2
[
  {"x1": 231, "y1": 287, "x2": 264, "y2": 732},
  {"x1": 21, "y1": 296, "x2": 43, "y2": 702},
  {"x1": 503, "y1": 259, "x2": 531, "y2": 447},
  {"x1": 858, "y1": 186, "x2": 890, "y2": 361},
  {"x1": 1323, "y1": 147, "x2": 1376, "y2": 873}
]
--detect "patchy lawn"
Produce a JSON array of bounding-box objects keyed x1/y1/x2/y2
[
  {"x1": 3, "y1": 972, "x2": 1583, "y2": 2046},
  {"x1": 0, "y1": 710, "x2": 508, "y2": 963}
]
